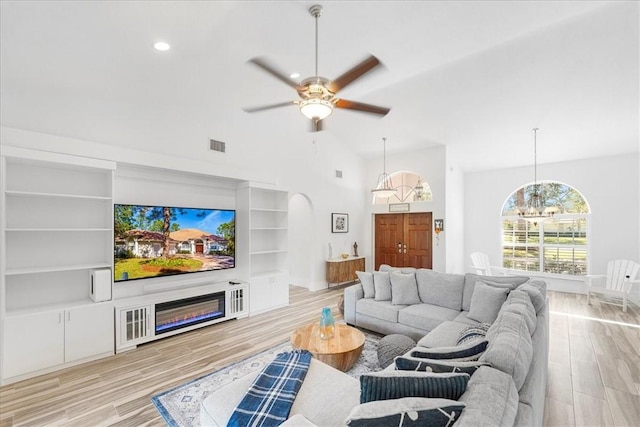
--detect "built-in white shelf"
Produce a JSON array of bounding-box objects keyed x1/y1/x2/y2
[
  {"x1": 5, "y1": 263, "x2": 112, "y2": 276},
  {"x1": 6, "y1": 228, "x2": 111, "y2": 232},
  {"x1": 5, "y1": 190, "x2": 112, "y2": 200},
  {"x1": 237, "y1": 184, "x2": 289, "y2": 315},
  {"x1": 1, "y1": 147, "x2": 116, "y2": 384},
  {"x1": 250, "y1": 249, "x2": 288, "y2": 255}
]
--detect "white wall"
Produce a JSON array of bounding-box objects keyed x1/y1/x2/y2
[
  {"x1": 364, "y1": 145, "x2": 447, "y2": 272},
  {"x1": 445, "y1": 150, "x2": 466, "y2": 274},
  {"x1": 464, "y1": 153, "x2": 640, "y2": 293},
  {"x1": 272, "y1": 132, "x2": 369, "y2": 291},
  {"x1": 288, "y1": 193, "x2": 313, "y2": 288}
]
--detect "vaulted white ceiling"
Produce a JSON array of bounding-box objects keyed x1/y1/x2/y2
[{"x1": 1, "y1": 1, "x2": 637, "y2": 172}]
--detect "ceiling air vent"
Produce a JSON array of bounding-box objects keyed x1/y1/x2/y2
[
  {"x1": 209, "y1": 139, "x2": 226, "y2": 153},
  {"x1": 335, "y1": 170, "x2": 343, "y2": 178}
]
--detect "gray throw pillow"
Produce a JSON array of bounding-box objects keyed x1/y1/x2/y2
[
  {"x1": 462, "y1": 273, "x2": 529, "y2": 312},
  {"x1": 345, "y1": 397, "x2": 466, "y2": 427},
  {"x1": 373, "y1": 272, "x2": 392, "y2": 301},
  {"x1": 356, "y1": 271, "x2": 375, "y2": 299},
  {"x1": 390, "y1": 272, "x2": 421, "y2": 305},
  {"x1": 467, "y1": 281, "x2": 510, "y2": 323},
  {"x1": 359, "y1": 371, "x2": 470, "y2": 403}
]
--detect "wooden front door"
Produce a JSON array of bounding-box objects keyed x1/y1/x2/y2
[{"x1": 374, "y1": 212, "x2": 432, "y2": 270}]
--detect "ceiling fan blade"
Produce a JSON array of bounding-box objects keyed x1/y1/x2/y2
[
  {"x1": 335, "y1": 99, "x2": 390, "y2": 116},
  {"x1": 248, "y1": 57, "x2": 303, "y2": 91},
  {"x1": 328, "y1": 55, "x2": 381, "y2": 94},
  {"x1": 243, "y1": 101, "x2": 297, "y2": 113}
]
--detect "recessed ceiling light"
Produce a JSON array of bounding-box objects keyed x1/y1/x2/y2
[
  {"x1": 153, "y1": 41, "x2": 170, "y2": 51},
  {"x1": 289, "y1": 72, "x2": 300, "y2": 79}
]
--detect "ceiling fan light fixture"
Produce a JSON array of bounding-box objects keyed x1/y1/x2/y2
[{"x1": 299, "y1": 98, "x2": 333, "y2": 120}]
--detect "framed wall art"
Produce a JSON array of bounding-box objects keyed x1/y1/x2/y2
[{"x1": 331, "y1": 213, "x2": 349, "y2": 233}]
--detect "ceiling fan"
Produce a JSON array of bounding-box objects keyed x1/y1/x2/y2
[{"x1": 243, "y1": 4, "x2": 390, "y2": 132}]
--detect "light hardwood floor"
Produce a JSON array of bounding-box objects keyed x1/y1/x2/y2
[{"x1": 0, "y1": 286, "x2": 638, "y2": 426}]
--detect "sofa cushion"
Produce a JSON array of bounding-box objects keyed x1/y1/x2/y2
[
  {"x1": 360, "y1": 371, "x2": 470, "y2": 403},
  {"x1": 356, "y1": 299, "x2": 404, "y2": 323},
  {"x1": 410, "y1": 340, "x2": 488, "y2": 361},
  {"x1": 455, "y1": 366, "x2": 519, "y2": 427},
  {"x1": 517, "y1": 280, "x2": 547, "y2": 313},
  {"x1": 200, "y1": 358, "x2": 360, "y2": 427},
  {"x1": 356, "y1": 271, "x2": 375, "y2": 299},
  {"x1": 373, "y1": 272, "x2": 392, "y2": 301},
  {"x1": 390, "y1": 272, "x2": 421, "y2": 305},
  {"x1": 415, "y1": 269, "x2": 465, "y2": 310},
  {"x1": 417, "y1": 321, "x2": 470, "y2": 348},
  {"x1": 501, "y1": 289, "x2": 537, "y2": 335},
  {"x1": 462, "y1": 273, "x2": 529, "y2": 312},
  {"x1": 280, "y1": 414, "x2": 316, "y2": 427},
  {"x1": 398, "y1": 303, "x2": 459, "y2": 332},
  {"x1": 453, "y1": 311, "x2": 481, "y2": 326},
  {"x1": 344, "y1": 397, "x2": 465, "y2": 427},
  {"x1": 479, "y1": 310, "x2": 533, "y2": 391},
  {"x1": 395, "y1": 356, "x2": 488, "y2": 375}
]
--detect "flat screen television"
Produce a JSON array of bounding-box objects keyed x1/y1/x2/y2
[{"x1": 114, "y1": 204, "x2": 235, "y2": 282}]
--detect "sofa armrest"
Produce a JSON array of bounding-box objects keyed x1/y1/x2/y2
[{"x1": 343, "y1": 284, "x2": 364, "y2": 325}]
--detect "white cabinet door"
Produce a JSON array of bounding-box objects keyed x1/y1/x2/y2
[
  {"x1": 249, "y1": 276, "x2": 272, "y2": 315},
  {"x1": 272, "y1": 273, "x2": 290, "y2": 308},
  {"x1": 64, "y1": 303, "x2": 114, "y2": 362},
  {"x1": 3, "y1": 311, "x2": 64, "y2": 378},
  {"x1": 249, "y1": 274, "x2": 289, "y2": 315}
]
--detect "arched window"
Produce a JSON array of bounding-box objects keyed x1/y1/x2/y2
[
  {"x1": 501, "y1": 181, "x2": 590, "y2": 276},
  {"x1": 373, "y1": 171, "x2": 432, "y2": 204}
]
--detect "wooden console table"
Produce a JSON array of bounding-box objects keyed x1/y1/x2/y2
[{"x1": 326, "y1": 256, "x2": 365, "y2": 286}]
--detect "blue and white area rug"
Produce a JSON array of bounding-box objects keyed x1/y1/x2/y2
[{"x1": 151, "y1": 332, "x2": 381, "y2": 427}]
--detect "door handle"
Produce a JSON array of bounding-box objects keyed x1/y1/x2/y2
[
  {"x1": 403, "y1": 244, "x2": 407, "y2": 254},
  {"x1": 398, "y1": 242, "x2": 402, "y2": 254}
]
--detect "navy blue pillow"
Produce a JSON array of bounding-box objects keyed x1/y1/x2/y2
[
  {"x1": 359, "y1": 371, "x2": 470, "y2": 404},
  {"x1": 345, "y1": 397, "x2": 465, "y2": 427},
  {"x1": 395, "y1": 356, "x2": 487, "y2": 375}
]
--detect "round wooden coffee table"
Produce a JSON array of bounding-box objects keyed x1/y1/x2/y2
[{"x1": 290, "y1": 323, "x2": 365, "y2": 372}]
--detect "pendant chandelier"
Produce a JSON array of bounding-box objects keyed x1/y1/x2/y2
[
  {"x1": 371, "y1": 137, "x2": 397, "y2": 198},
  {"x1": 518, "y1": 128, "x2": 555, "y2": 222}
]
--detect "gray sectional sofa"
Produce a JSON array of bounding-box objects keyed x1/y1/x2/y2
[
  {"x1": 200, "y1": 266, "x2": 549, "y2": 426},
  {"x1": 344, "y1": 266, "x2": 549, "y2": 426}
]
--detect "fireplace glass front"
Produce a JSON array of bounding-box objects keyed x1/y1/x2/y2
[{"x1": 155, "y1": 292, "x2": 225, "y2": 335}]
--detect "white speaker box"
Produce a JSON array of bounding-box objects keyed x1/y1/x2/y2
[{"x1": 90, "y1": 268, "x2": 112, "y2": 302}]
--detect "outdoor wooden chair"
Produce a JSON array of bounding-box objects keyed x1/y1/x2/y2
[
  {"x1": 585, "y1": 259, "x2": 640, "y2": 312},
  {"x1": 470, "y1": 252, "x2": 508, "y2": 276}
]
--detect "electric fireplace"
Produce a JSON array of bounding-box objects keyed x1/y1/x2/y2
[{"x1": 155, "y1": 292, "x2": 225, "y2": 335}]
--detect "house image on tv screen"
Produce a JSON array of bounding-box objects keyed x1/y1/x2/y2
[{"x1": 113, "y1": 205, "x2": 236, "y2": 282}]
